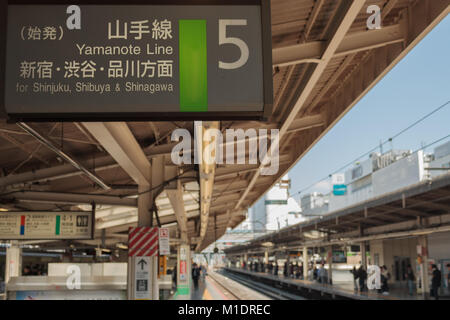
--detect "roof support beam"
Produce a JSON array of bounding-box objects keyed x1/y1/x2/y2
[
  {"x1": 166, "y1": 177, "x2": 188, "y2": 243},
  {"x1": 288, "y1": 114, "x2": 326, "y2": 133},
  {"x1": 82, "y1": 122, "x2": 161, "y2": 228},
  {"x1": 0, "y1": 142, "x2": 175, "y2": 189},
  {"x1": 82, "y1": 122, "x2": 150, "y2": 186},
  {"x1": 0, "y1": 132, "x2": 50, "y2": 165},
  {"x1": 234, "y1": 0, "x2": 365, "y2": 212},
  {"x1": 196, "y1": 121, "x2": 219, "y2": 251},
  {"x1": 0, "y1": 191, "x2": 137, "y2": 207},
  {"x1": 272, "y1": 23, "x2": 404, "y2": 68},
  {"x1": 17, "y1": 123, "x2": 110, "y2": 190}
]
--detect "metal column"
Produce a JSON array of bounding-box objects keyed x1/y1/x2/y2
[
  {"x1": 5, "y1": 241, "x2": 21, "y2": 283},
  {"x1": 303, "y1": 247, "x2": 309, "y2": 280},
  {"x1": 418, "y1": 235, "x2": 430, "y2": 300},
  {"x1": 360, "y1": 242, "x2": 367, "y2": 269},
  {"x1": 176, "y1": 244, "x2": 191, "y2": 299},
  {"x1": 327, "y1": 246, "x2": 333, "y2": 285},
  {"x1": 264, "y1": 250, "x2": 269, "y2": 272}
]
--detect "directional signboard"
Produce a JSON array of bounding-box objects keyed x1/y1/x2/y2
[
  {"x1": 134, "y1": 256, "x2": 151, "y2": 300},
  {"x1": 0, "y1": 211, "x2": 94, "y2": 240},
  {"x1": 3, "y1": 1, "x2": 273, "y2": 121}
]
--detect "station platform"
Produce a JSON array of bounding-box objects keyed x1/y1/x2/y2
[
  {"x1": 190, "y1": 274, "x2": 237, "y2": 300},
  {"x1": 171, "y1": 269, "x2": 271, "y2": 300},
  {"x1": 223, "y1": 267, "x2": 449, "y2": 300},
  {"x1": 191, "y1": 270, "x2": 271, "y2": 300}
]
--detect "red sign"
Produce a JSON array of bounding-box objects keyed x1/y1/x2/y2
[{"x1": 179, "y1": 260, "x2": 187, "y2": 281}]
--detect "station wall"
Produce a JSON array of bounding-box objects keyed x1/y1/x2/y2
[
  {"x1": 428, "y1": 231, "x2": 450, "y2": 262},
  {"x1": 372, "y1": 151, "x2": 425, "y2": 198},
  {"x1": 369, "y1": 237, "x2": 418, "y2": 284}
]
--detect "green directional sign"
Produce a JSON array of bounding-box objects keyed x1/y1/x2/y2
[{"x1": 3, "y1": 1, "x2": 273, "y2": 121}]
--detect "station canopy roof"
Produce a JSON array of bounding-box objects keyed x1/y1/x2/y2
[{"x1": 0, "y1": 0, "x2": 449, "y2": 252}]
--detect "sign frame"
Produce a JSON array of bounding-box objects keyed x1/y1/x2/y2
[
  {"x1": 1, "y1": 0, "x2": 273, "y2": 122},
  {"x1": 0, "y1": 210, "x2": 95, "y2": 240}
]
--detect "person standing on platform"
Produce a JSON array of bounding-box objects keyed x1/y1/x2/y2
[
  {"x1": 405, "y1": 265, "x2": 416, "y2": 296},
  {"x1": 173, "y1": 267, "x2": 177, "y2": 287},
  {"x1": 350, "y1": 266, "x2": 358, "y2": 291},
  {"x1": 192, "y1": 263, "x2": 200, "y2": 290},
  {"x1": 307, "y1": 267, "x2": 312, "y2": 281},
  {"x1": 318, "y1": 263, "x2": 327, "y2": 284},
  {"x1": 357, "y1": 265, "x2": 367, "y2": 292},
  {"x1": 431, "y1": 264, "x2": 441, "y2": 300},
  {"x1": 274, "y1": 262, "x2": 279, "y2": 276},
  {"x1": 447, "y1": 264, "x2": 450, "y2": 293},
  {"x1": 313, "y1": 265, "x2": 318, "y2": 281},
  {"x1": 381, "y1": 265, "x2": 391, "y2": 295}
]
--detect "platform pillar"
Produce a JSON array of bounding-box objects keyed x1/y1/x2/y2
[
  {"x1": 127, "y1": 157, "x2": 164, "y2": 300},
  {"x1": 303, "y1": 247, "x2": 309, "y2": 280},
  {"x1": 360, "y1": 242, "x2": 367, "y2": 269},
  {"x1": 264, "y1": 250, "x2": 269, "y2": 272},
  {"x1": 418, "y1": 235, "x2": 430, "y2": 300},
  {"x1": 5, "y1": 241, "x2": 21, "y2": 283},
  {"x1": 327, "y1": 246, "x2": 333, "y2": 285},
  {"x1": 176, "y1": 244, "x2": 191, "y2": 299}
]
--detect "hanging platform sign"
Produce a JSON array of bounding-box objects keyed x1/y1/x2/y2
[
  {"x1": 0, "y1": 211, "x2": 94, "y2": 240},
  {"x1": 2, "y1": 0, "x2": 273, "y2": 122}
]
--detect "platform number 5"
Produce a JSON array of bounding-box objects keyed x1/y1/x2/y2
[{"x1": 219, "y1": 19, "x2": 250, "y2": 70}]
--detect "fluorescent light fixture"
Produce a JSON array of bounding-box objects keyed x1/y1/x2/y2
[
  {"x1": 261, "y1": 242, "x2": 274, "y2": 247},
  {"x1": 116, "y1": 243, "x2": 128, "y2": 250},
  {"x1": 47, "y1": 249, "x2": 65, "y2": 253},
  {"x1": 162, "y1": 222, "x2": 178, "y2": 228}
]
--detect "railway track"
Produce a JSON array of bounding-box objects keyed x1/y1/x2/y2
[
  {"x1": 206, "y1": 273, "x2": 241, "y2": 300},
  {"x1": 215, "y1": 270, "x2": 305, "y2": 300}
]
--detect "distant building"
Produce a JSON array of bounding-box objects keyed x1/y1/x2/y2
[
  {"x1": 300, "y1": 141, "x2": 450, "y2": 217},
  {"x1": 300, "y1": 192, "x2": 329, "y2": 217},
  {"x1": 237, "y1": 174, "x2": 305, "y2": 233}
]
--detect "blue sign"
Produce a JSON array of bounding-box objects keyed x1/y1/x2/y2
[{"x1": 333, "y1": 184, "x2": 347, "y2": 196}]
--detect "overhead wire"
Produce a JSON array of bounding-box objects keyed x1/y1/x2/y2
[{"x1": 291, "y1": 100, "x2": 450, "y2": 197}]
